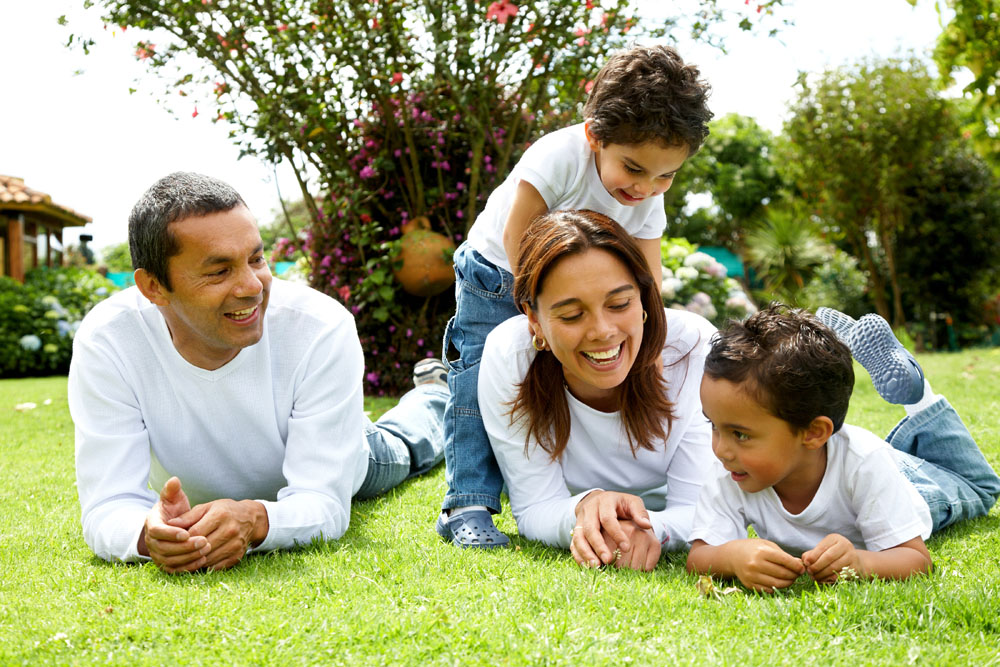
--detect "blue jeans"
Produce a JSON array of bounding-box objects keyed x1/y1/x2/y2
[
  {"x1": 440, "y1": 243, "x2": 522, "y2": 512},
  {"x1": 355, "y1": 385, "x2": 447, "y2": 499},
  {"x1": 887, "y1": 397, "x2": 1000, "y2": 533}
]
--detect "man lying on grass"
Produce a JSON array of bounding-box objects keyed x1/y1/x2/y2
[
  {"x1": 69, "y1": 172, "x2": 447, "y2": 573},
  {"x1": 686, "y1": 305, "x2": 1000, "y2": 592}
]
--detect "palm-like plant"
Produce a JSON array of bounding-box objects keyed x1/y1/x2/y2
[{"x1": 744, "y1": 210, "x2": 829, "y2": 304}]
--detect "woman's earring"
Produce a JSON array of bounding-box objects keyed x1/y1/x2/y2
[
  {"x1": 532, "y1": 334, "x2": 547, "y2": 351},
  {"x1": 642, "y1": 310, "x2": 648, "y2": 323}
]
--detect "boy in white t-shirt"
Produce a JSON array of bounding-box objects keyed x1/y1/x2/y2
[
  {"x1": 687, "y1": 305, "x2": 1000, "y2": 592},
  {"x1": 437, "y1": 44, "x2": 715, "y2": 547}
]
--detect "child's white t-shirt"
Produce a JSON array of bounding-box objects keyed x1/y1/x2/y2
[
  {"x1": 689, "y1": 424, "x2": 932, "y2": 555},
  {"x1": 466, "y1": 123, "x2": 668, "y2": 272}
]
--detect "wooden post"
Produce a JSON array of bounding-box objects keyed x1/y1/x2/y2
[{"x1": 8, "y1": 214, "x2": 24, "y2": 282}]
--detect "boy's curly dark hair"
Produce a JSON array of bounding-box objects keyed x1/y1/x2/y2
[
  {"x1": 705, "y1": 304, "x2": 854, "y2": 433},
  {"x1": 583, "y1": 44, "x2": 713, "y2": 153}
]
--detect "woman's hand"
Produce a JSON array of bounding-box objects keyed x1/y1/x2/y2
[
  {"x1": 571, "y1": 491, "x2": 652, "y2": 567},
  {"x1": 601, "y1": 519, "x2": 661, "y2": 571}
]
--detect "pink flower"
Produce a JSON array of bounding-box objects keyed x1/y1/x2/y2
[
  {"x1": 135, "y1": 43, "x2": 155, "y2": 60},
  {"x1": 338, "y1": 285, "x2": 351, "y2": 302},
  {"x1": 486, "y1": 1, "x2": 518, "y2": 24},
  {"x1": 277, "y1": 23, "x2": 288, "y2": 32},
  {"x1": 359, "y1": 165, "x2": 376, "y2": 179},
  {"x1": 391, "y1": 72, "x2": 403, "y2": 85}
]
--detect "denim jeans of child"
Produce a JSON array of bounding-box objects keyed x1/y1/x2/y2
[
  {"x1": 355, "y1": 384, "x2": 447, "y2": 499},
  {"x1": 887, "y1": 397, "x2": 1000, "y2": 532},
  {"x1": 440, "y1": 243, "x2": 522, "y2": 512}
]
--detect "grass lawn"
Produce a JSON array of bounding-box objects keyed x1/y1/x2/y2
[{"x1": 2, "y1": 348, "x2": 999, "y2": 665}]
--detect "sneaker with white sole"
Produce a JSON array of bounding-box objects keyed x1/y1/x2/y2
[{"x1": 413, "y1": 358, "x2": 448, "y2": 388}]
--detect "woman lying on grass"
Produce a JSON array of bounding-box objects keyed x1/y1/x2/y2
[{"x1": 479, "y1": 209, "x2": 716, "y2": 571}]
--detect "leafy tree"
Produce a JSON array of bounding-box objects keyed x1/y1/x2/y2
[
  {"x1": 70, "y1": 0, "x2": 785, "y2": 391},
  {"x1": 911, "y1": 0, "x2": 1000, "y2": 167},
  {"x1": 896, "y1": 144, "x2": 1000, "y2": 337},
  {"x1": 98, "y1": 241, "x2": 132, "y2": 272},
  {"x1": 664, "y1": 113, "x2": 786, "y2": 249},
  {"x1": 783, "y1": 57, "x2": 956, "y2": 328}
]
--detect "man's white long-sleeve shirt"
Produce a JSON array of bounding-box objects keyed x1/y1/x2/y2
[{"x1": 68, "y1": 279, "x2": 369, "y2": 562}]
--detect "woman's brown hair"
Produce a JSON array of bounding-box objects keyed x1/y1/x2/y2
[{"x1": 509, "y1": 209, "x2": 674, "y2": 461}]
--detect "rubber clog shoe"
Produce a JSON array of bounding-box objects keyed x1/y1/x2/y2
[
  {"x1": 815, "y1": 307, "x2": 857, "y2": 342},
  {"x1": 847, "y1": 314, "x2": 925, "y2": 405},
  {"x1": 435, "y1": 510, "x2": 510, "y2": 548}
]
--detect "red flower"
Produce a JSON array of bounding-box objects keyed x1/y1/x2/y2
[
  {"x1": 486, "y1": 1, "x2": 518, "y2": 24},
  {"x1": 391, "y1": 72, "x2": 403, "y2": 85},
  {"x1": 192, "y1": 106, "x2": 199, "y2": 118},
  {"x1": 586, "y1": 0, "x2": 595, "y2": 9},
  {"x1": 277, "y1": 23, "x2": 288, "y2": 32},
  {"x1": 134, "y1": 42, "x2": 155, "y2": 60},
  {"x1": 338, "y1": 285, "x2": 351, "y2": 302}
]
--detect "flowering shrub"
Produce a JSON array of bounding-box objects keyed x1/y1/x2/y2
[
  {"x1": 0, "y1": 268, "x2": 117, "y2": 377},
  {"x1": 660, "y1": 238, "x2": 755, "y2": 327}
]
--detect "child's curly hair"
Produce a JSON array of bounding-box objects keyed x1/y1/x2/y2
[
  {"x1": 583, "y1": 44, "x2": 713, "y2": 154},
  {"x1": 705, "y1": 303, "x2": 855, "y2": 432}
]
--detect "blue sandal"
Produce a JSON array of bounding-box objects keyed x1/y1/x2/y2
[{"x1": 436, "y1": 510, "x2": 510, "y2": 548}]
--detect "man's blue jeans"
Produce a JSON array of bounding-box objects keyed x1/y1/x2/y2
[
  {"x1": 355, "y1": 385, "x2": 447, "y2": 499},
  {"x1": 440, "y1": 243, "x2": 521, "y2": 513},
  {"x1": 887, "y1": 397, "x2": 1000, "y2": 532}
]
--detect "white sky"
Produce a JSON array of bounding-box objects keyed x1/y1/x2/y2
[{"x1": 1, "y1": 0, "x2": 949, "y2": 253}]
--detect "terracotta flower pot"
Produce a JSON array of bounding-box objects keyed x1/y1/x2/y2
[{"x1": 393, "y1": 228, "x2": 456, "y2": 297}]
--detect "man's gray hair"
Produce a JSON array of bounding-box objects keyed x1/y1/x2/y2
[{"x1": 128, "y1": 172, "x2": 247, "y2": 291}]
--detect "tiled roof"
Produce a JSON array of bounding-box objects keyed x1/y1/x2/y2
[{"x1": 0, "y1": 175, "x2": 91, "y2": 226}]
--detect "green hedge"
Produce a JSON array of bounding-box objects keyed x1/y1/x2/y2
[{"x1": 0, "y1": 267, "x2": 117, "y2": 377}]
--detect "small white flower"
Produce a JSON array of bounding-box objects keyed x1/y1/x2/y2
[
  {"x1": 15, "y1": 403, "x2": 38, "y2": 412},
  {"x1": 19, "y1": 335, "x2": 42, "y2": 351},
  {"x1": 660, "y1": 277, "x2": 684, "y2": 300},
  {"x1": 675, "y1": 266, "x2": 699, "y2": 281},
  {"x1": 667, "y1": 245, "x2": 689, "y2": 260},
  {"x1": 683, "y1": 251, "x2": 714, "y2": 270},
  {"x1": 661, "y1": 266, "x2": 674, "y2": 280}
]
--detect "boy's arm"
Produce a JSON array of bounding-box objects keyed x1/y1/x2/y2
[
  {"x1": 635, "y1": 237, "x2": 664, "y2": 290},
  {"x1": 802, "y1": 534, "x2": 931, "y2": 582},
  {"x1": 687, "y1": 538, "x2": 805, "y2": 593},
  {"x1": 502, "y1": 180, "x2": 548, "y2": 274}
]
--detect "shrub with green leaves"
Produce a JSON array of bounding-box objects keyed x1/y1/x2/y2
[{"x1": 0, "y1": 268, "x2": 116, "y2": 378}]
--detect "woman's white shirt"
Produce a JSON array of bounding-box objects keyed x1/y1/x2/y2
[{"x1": 479, "y1": 308, "x2": 716, "y2": 551}]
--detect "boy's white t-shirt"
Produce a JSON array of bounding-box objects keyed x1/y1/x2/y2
[
  {"x1": 689, "y1": 424, "x2": 933, "y2": 555},
  {"x1": 466, "y1": 123, "x2": 668, "y2": 272},
  {"x1": 480, "y1": 308, "x2": 716, "y2": 551}
]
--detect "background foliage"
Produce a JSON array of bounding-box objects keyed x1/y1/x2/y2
[
  {"x1": 74, "y1": 0, "x2": 784, "y2": 392},
  {"x1": 0, "y1": 268, "x2": 116, "y2": 378}
]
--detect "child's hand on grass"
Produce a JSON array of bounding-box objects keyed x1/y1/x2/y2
[
  {"x1": 801, "y1": 533, "x2": 860, "y2": 583},
  {"x1": 730, "y1": 538, "x2": 805, "y2": 593}
]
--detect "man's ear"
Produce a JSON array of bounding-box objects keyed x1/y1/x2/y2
[
  {"x1": 802, "y1": 416, "x2": 835, "y2": 450},
  {"x1": 134, "y1": 268, "x2": 170, "y2": 306},
  {"x1": 583, "y1": 121, "x2": 602, "y2": 153}
]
